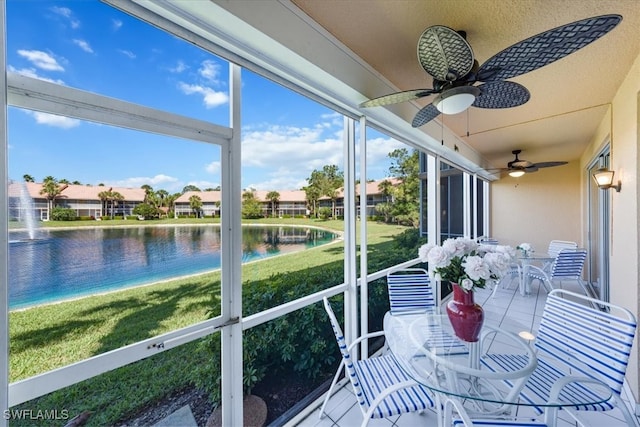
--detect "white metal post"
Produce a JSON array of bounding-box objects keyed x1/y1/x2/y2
[
  {"x1": 220, "y1": 63, "x2": 243, "y2": 427},
  {"x1": 472, "y1": 174, "x2": 478, "y2": 239},
  {"x1": 0, "y1": 1, "x2": 8, "y2": 424},
  {"x1": 463, "y1": 170, "x2": 471, "y2": 238},
  {"x1": 483, "y1": 180, "x2": 490, "y2": 238},
  {"x1": 358, "y1": 117, "x2": 369, "y2": 358},
  {"x1": 343, "y1": 117, "x2": 358, "y2": 349},
  {"x1": 426, "y1": 154, "x2": 439, "y2": 304}
]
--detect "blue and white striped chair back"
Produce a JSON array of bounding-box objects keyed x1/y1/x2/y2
[
  {"x1": 323, "y1": 298, "x2": 366, "y2": 407},
  {"x1": 387, "y1": 268, "x2": 436, "y2": 314},
  {"x1": 536, "y1": 289, "x2": 637, "y2": 397},
  {"x1": 550, "y1": 249, "x2": 587, "y2": 279},
  {"x1": 547, "y1": 240, "x2": 577, "y2": 257}
]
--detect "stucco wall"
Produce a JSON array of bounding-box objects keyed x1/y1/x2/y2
[
  {"x1": 490, "y1": 161, "x2": 581, "y2": 252},
  {"x1": 580, "y1": 51, "x2": 640, "y2": 403}
]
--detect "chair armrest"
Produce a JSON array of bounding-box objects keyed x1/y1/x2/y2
[
  {"x1": 526, "y1": 264, "x2": 549, "y2": 279},
  {"x1": 346, "y1": 330, "x2": 385, "y2": 352},
  {"x1": 548, "y1": 375, "x2": 611, "y2": 404}
]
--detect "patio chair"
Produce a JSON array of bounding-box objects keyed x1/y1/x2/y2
[
  {"x1": 527, "y1": 249, "x2": 588, "y2": 294},
  {"x1": 387, "y1": 268, "x2": 437, "y2": 314},
  {"x1": 320, "y1": 297, "x2": 435, "y2": 427},
  {"x1": 481, "y1": 289, "x2": 638, "y2": 427},
  {"x1": 387, "y1": 269, "x2": 469, "y2": 355},
  {"x1": 547, "y1": 240, "x2": 577, "y2": 257},
  {"x1": 541, "y1": 240, "x2": 578, "y2": 272}
]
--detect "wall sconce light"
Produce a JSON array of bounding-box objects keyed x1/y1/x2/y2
[{"x1": 592, "y1": 167, "x2": 621, "y2": 192}]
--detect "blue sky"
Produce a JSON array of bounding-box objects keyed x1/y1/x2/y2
[{"x1": 6, "y1": 1, "x2": 404, "y2": 194}]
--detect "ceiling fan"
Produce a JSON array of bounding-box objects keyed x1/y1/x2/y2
[
  {"x1": 359, "y1": 15, "x2": 622, "y2": 128},
  {"x1": 489, "y1": 150, "x2": 568, "y2": 177}
]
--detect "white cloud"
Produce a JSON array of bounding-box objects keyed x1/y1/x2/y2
[
  {"x1": 240, "y1": 123, "x2": 344, "y2": 190},
  {"x1": 169, "y1": 60, "x2": 188, "y2": 73},
  {"x1": 178, "y1": 82, "x2": 229, "y2": 108},
  {"x1": 205, "y1": 161, "x2": 221, "y2": 174},
  {"x1": 246, "y1": 166, "x2": 309, "y2": 191},
  {"x1": 242, "y1": 124, "x2": 342, "y2": 169},
  {"x1": 51, "y1": 6, "x2": 80, "y2": 29},
  {"x1": 239, "y1": 122, "x2": 410, "y2": 190},
  {"x1": 366, "y1": 136, "x2": 406, "y2": 167},
  {"x1": 185, "y1": 180, "x2": 221, "y2": 191},
  {"x1": 8, "y1": 66, "x2": 65, "y2": 85},
  {"x1": 73, "y1": 39, "x2": 94, "y2": 53},
  {"x1": 198, "y1": 60, "x2": 221, "y2": 83},
  {"x1": 26, "y1": 111, "x2": 80, "y2": 129},
  {"x1": 118, "y1": 49, "x2": 136, "y2": 59},
  {"x1": 112, "y1": 19, "x2": 123, "y2": 31},
  {"x1": 106, "y1": 174, "x2": 179, "y2": 190},
  {"x1": 17, "y1": 50, "x2": 64, "y2": 71}
]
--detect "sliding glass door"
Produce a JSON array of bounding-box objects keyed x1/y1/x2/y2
[{"x1": 587, "y1": 148, "x2": 611, "y2": 301}]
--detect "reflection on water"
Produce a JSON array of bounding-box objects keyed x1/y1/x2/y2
[{"x1": 8, "y1": 225, "x2": 337, "y2": 310}]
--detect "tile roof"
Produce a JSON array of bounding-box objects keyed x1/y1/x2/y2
[
  {"x1": 10, "y1": 178, "x2": 401, "y2": 204},
  {"x1": 8, "y1": 182, "x2": 146, "y2": 202}
]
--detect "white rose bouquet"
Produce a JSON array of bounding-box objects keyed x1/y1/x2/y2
[
  {"x1": 418, "y1": 237, "x2": 516, "y2": 292},
  {"x1": 516, "y1": 243, "x2": 534, "y2": 256}
]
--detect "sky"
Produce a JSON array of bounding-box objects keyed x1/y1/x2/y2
[{"x1": 6, "y1": 1, "x2": 406, "y2": 194}]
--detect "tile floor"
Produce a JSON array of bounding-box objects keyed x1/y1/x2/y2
[{"x1": 288, "y1": 278, "x2": 639, "y2": 427}]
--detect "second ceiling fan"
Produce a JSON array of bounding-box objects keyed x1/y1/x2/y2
[
  {"x1": 489, "y1": 150, "x2": 568, "y2": 177},
  {"x1": 359, "y1": 15, "x2": 622, "y2": 128}
]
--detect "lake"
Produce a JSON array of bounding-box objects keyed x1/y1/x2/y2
[{"x1": 8, "y1": 225, "x2": 338, "y2": 310}]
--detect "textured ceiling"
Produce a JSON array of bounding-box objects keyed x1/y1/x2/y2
[{"x1": 291, "y1": 0, "x2": 640, "y2": 172}]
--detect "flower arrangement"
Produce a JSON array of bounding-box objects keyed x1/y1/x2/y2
[
  {"x1": 418, "y1": 237, "x2": 515, "y2": 292},
  {"x1": 516, "y1": 242, "x2": 534, "y2": 256}
]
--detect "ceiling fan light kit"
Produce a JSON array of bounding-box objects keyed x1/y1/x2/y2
[
  {"x1": 433, "y1": 86, "x2": 480, "y2": 114},
  {"x1": 489, "y1": 150, "x2": 568, "y2": 177}
]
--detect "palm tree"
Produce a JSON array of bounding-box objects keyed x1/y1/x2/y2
[
  {"x1": 156, "y1": 189, "x2": 169, "y2": 206},
  {"x1": 110, "y1": 191, "x2": 124, "y2": 219},
  {"x1": 22, "y1": 174, "x2": 34, "y2": 182},
  {"x1": 303, "y1": 185, "x2": 321, "y2": 218},
  {"x1": 166, "y1": 192, "x2": 181, "y2": 218},
  {"x1": 265, "y1": 191, "x2": 280, "y2": 217},
  {"x1": 39, "y1": 176, "x2": 67, "y2": 212},
  {"x1": 97, "y1": 190, "x2": 111, "y2": 218},
  {"x1": 189, "y1": 195, "x2": 203, "y2": 218}
]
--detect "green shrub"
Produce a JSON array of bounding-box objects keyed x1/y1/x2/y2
[
  {"x1": 50, "y1": 207, "x2": 77, "y2": 221},
  {"x1": 193, "y1": 227, "x2": 426, "y2": 407},
  {"x1": 317, "y1": 207, "x2": 332, "y2": 219}
]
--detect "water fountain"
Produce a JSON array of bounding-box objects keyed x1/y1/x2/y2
[
  {"x1": 9, "y1": 181, "x2": 41, "y2": 241},
  {"x1": 20, "y1": 182, "x2": 39, "y2": 239}
]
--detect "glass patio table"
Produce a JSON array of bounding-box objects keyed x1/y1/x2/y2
[
  {"x1": 383, "y1": 311, "x2": 612, "y2": 427},
  {"x1": 516, "y1": 253, "x2": 555, "y2": 295}
]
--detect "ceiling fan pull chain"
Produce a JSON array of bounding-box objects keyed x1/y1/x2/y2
[{"x1": 466, "y1": 109, "x2": 470, "y2": 137}]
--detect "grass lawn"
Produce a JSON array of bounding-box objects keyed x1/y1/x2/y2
[{"x1": 9, "y1": 218, "x2": 410, "y2": 426}]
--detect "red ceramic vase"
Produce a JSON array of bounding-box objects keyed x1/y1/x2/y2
[{"x1": 446, "y1": 283, "x2": 484, "y2": 342}]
